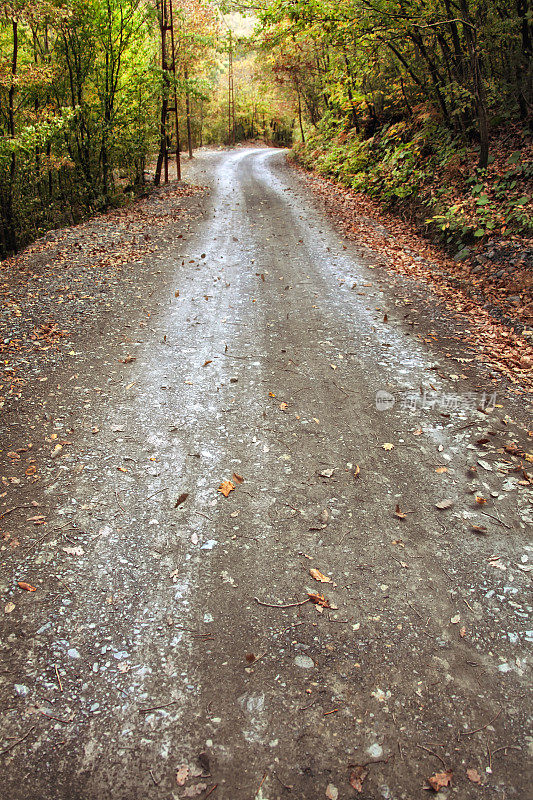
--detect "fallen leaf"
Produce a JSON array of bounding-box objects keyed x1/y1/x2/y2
[
  {"x1": 382, "y1": 442, "x2": 394, "y2": 450},
  {"x1": 176, "y1": 764, "x2": 190, "y2": 786},
  {"x1": 450, "y1": 613, "x2": 460, "y2": 624},
  {"x1": 202, "y1": 360, "x2": 212, "y2": 367},
  {"x1": 466, "y1": 768, "x2": 482, "y2": 785},
  {"x1": 18, "y1": 581, "x2": 37, "y2": 592},
  {"x1": 471, "y1": 525, "x2": 488, "y2": 534},
  {"x1": 460, "y1": 626, "x2": 467, "y2": 638},
  {"x1": 218, "y1": 480, "x2": 235, "y2": 498},
  {"x1": 121, "y1": 354, "x2": 136, "y2": 363},
  {"x1": 475, "y1": 496, "x2": 487, "y2": 505},
  {"x1": 4, "y1": 602, "x2": 15, "y2": 613},
  {"x1": 435, "y1": 466, "x2": 448, "y2": 474},
  {"x1": 426, "y1": 770, "x2": 452, "y2": 791},
  {"x1": 62, "y1": 546, "x2": 84, "y2": 556},
  {"x1": 175, "y1": 492, "x2": 189, "y2": 508},
  {"x1": 310, "y1": 568, "x2": 332, "y2": 583},
  {"x1": 279, "y1": 402, "x2": 288, "y2": 410},
  {"x1": 245, "y1": 652, "x2": 256, "y2": 663},
  {"x1": 394, "y1": 504, "x2": 406, "y2": 520},
  {"x1": 232, "y1": 473, "x2": 244, "y2": 484},
  {"x1": 325, "y1": 785, "x2": 338, "y2": 800},
  {"x1": 51, "y1": 444, "x2": 63, "y2": 458},
  {"x1": 354, "y1": 464, "x2": 360, "y2": 478},
  {"x1": 349, "y1": 765, "x2": 369, "y2": 792},
  {"x1": 308, "y1": 592, "x2": 332, "y2": 608},
  {"x1": 435, "y1": 499, "x2": 454, "y2": 510}
]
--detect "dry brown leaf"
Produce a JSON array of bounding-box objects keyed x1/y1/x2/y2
[
  {"x1": 426, "y1": 770, "x2": 452, "y2": 791},
  {"x1": 349, "y1": 765, "x2": 368, "y2": 792},
  {"x1": 307, "y1": 592, "x2": 332, "y2": 608},
  {"x1": 435, "y1": 499, "x2": 454, "y2": 510},
  {"x1": 475, "y1": 496, "x2": 487, "y2": 505},
  {"x1": 176, "y1": 764, "x2": 190, "y2": 786},
  {"x1": 466, "y1": 768, "x2": 482, "y2": 785},
  {"x1": 218, "y1": 480, "x2": 235, "y2": 498},
  {"x1": 121, "y1": 354, "x2": 136, "y2": 363},
  {"x1": 232, "y1": 472, "x2": 244, "y2": 484},
  {"x1": 394, "y1": 504, "x2": 406, "y2": 520},
  {"x1": 4, "y1": 602, "x2": 15, "y2": 613},
  {"x1": 18, "y1": 581, "x2": 37, "y2": 592},
  {"x1": 471, "y1": 525, "x2": 488, "y2": 534},
  {"x1": 309, "y1": 568, "x2": 332, "y2": 583},
  {"x1": 202, "y1": 360, "x2": 212, "y2": 367}
]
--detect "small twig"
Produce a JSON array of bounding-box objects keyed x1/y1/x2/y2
[
  {"x1": 273, "y1": 772, "x2": 293, "y2": 791},
  {"x1": 323, "y1": 708, "x2": 338, "y2": 716},
  {"x1": 480, "y1": 511, "x2": 511, "y2": 530},
  {"x1": 144, "y1": 487, "x2": 169, "y2": 502},
  {"x1": 0, "y1": 726, "x2": 35, "y2": 757},
  {"x1": 406, "y1": 600, "x2": 424, "y2": 620},
  {"x1": 138, "y1": 700, "x2": 179, "y2": 713},
  {"x1": 40, "y1": 711, "x2": 73, "y2": 724},
  {"x1": 193, "y1": 511, "x2": 211, "y2": 520},
  {"x1": 299, "y1": 699, "x2": 317, "y2": 711},
  {"x1": 459, "y1": 708, "x2": 502, "y2": 737},
  {"x1": 257, "y1": 773, "x2": 267, "y2": 793},
  {"x1": 149, "y1": 769, "x2": 161, "y2": 786},
  {"x1": 415, "y1": 744, "x2": 447, "y2": 769},
  {"x1": 492, "y1": 745, "x2": 521, "y2": 756},
  {"x1": 204, "y1": 784, "x2": 218, "y2": 799},
  {"x1": 54, "y1": 664, "x2": 63, "y2": 693},
  {"x1": 254, "y1": 597, "x2": 310, "y2": 609},
  {"x1": 0, "y1": 505, "x2": 32, "y2": 521},
  {"x1": 115, "y1": 486, "x2": 125, "y2": 514}
]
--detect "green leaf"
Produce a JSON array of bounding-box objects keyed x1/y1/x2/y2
[
  {"x1": 473, "y1": 228, "x2": 485, "y2": 237},
  {"x1": 476, "y1": 194, "x2": 489, "y2": 206}
]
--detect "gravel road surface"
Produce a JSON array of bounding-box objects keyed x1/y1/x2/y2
[{"x1": 1, "y1": 148, "x2": 531, "y2": 799}]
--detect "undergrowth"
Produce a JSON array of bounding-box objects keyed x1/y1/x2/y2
[{"x1": 292, "y1": 115, "x2": 532, "y2": 260}]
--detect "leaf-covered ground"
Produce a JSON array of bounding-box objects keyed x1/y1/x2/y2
[{"x1": 294, "y1": 163, "x2": 533, "y2": 395}]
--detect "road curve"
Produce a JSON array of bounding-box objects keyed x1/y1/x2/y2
[{"x1": 1, "y1": 148, "x2": 530, "y2": 799}]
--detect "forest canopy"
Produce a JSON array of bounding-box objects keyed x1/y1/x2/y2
[{"x1": 0, "y1": 0, "x2": 531, "y2": 257}]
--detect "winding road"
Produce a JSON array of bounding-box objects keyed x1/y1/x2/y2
[{"x1": 1, "y1": 148, "x2": 530, "y2": 799}]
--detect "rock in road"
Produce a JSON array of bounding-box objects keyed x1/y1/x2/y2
[{"x1": 1, "y1": 148, "x2": 531, "y2": 799}]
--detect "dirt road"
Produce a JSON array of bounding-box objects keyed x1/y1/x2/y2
[{"x1": 1, "y1": 148, "x2": 531, "y2": 799}]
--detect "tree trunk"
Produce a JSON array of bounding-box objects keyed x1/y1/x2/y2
[{"x1": 184, "y1": 66, "x2": 193, "y2": 158}]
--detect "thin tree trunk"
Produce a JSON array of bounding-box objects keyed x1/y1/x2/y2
[{"x1": 184, "y1": 66, "x2": 193, "y2": 158}]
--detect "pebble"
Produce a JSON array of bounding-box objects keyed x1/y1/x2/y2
[{"x1": 294, "y1": 655, "x2": 314, "y2": 669}]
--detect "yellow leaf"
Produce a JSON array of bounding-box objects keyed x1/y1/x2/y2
[
  {"x1": 382, "y1": 442, "x2": 394, "y2": 451},
  {"x1": 310, "y1": 568, "x2": 331, "y2": 583},
  {"x1": 218, "y1": 480, "x2": 235, "y2": 498}
]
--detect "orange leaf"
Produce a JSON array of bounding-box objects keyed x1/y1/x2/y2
[
  {"x1": 466, "y1": 768, "x2": 482, "y2": 785},
  {"x1": 426, "y1": 770, "x2": 452, "y2": 791},
  {"x1": 232, "y1": 473, "x2": 244, "y2": 484},
  {"x1": 354, "y1": 464, "x2": 360, "y2": 478},
  {"x1": 18, "y1": 581, "x2": 37, "y2": 592},
  {"x1": 349, "y1": 765, "x2": 368, "y2": 792},
  {"x1": 309, "y1": 568, "x2": 331, "y2": 583},
  {"x1": 394, "y1": 504, "x2": 406, "y2": 520},
  {"x1": 307, "y1": 592, "x2": 331, "y2": 608},
  {"x1": 218, "y1": 480, "x2": 235, "y2": 498}
]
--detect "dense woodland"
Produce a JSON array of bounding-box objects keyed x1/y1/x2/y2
[{"x1": 0, "y1": 0, "x2": 531, "y2": 258}]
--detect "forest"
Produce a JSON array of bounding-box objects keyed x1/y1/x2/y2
[{"x1": 0, "y1": 0, "x2": 531, "y2": 258}]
